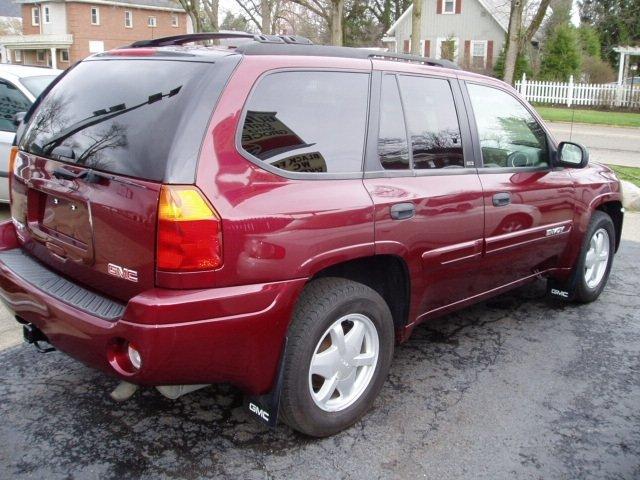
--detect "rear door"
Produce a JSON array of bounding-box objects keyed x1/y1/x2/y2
[
  {"x1": 462, "y1": 81, "x2": 576, "y2": 290},
  {"x1": 364, "y1": 70, "x2": 485, "y2": 319},
  {"x1": 11, "y1": 56, "x2": 238, "y2": 301}
]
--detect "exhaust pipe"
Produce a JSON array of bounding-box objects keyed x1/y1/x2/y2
[{"x1": 156, "y1": 384, "x2": 209, "y2": 399}]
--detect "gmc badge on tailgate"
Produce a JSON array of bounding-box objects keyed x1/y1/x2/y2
[{"x1": 107, "y1": 263, "x2": 138, "y2": 283}]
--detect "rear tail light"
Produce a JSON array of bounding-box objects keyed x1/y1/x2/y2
[
  {"x1": 8, "y1": 146, "x2": 18, "y2": 202},
  {"x1": 156, "y1": 185, "x2": 223, "y2": 271}
]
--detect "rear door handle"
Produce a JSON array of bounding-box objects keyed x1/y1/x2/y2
[
  {"x1": 492, "y1": 192, "x2": 511, "y2": 207},
  {"x1": 390, "y1": 203, "x2": 415, "y2": 220}
]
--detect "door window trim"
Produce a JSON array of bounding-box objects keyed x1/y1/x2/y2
[
  {"x1": 235, "y1": 67, "x2": 372, "y2": 181},
  {"x1": 364, "y1": 71, "x2": 477, "y2": 178},
  {"x1": 460, "y1": 79, "x2": 557, "y2": 174}
]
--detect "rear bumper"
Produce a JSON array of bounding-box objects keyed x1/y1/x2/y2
[{"x1": 0, "y1": 221, "x2": 306, "y2": 394}]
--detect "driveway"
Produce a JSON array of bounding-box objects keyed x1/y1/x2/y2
[
  {"x1": 0, "y1": 212, "x2": 639, "y2": 479},
  {"x1": 547, "y1": 121, "x2": 640, "y2": 168}
]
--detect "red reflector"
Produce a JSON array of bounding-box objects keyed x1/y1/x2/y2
[
  {"x1": 156, "y1": 186, "x2": 223, "y2": 271},
  {"x1": 107, "y1": 48, "x2": 156, "y2": 57}
]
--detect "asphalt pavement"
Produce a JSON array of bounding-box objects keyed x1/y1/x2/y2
[
  {"x1": 547, "y1": 121, "x2": 640, "y2": 168},
  {"x1": 0, "y1": 207, "x2": 639, "y2": 479}
]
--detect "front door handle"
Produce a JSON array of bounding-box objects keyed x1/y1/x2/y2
[
  {"x1": 390, "y1": 203, "x2": 415, "y2": 220},
  {"x1": 492, "y1": 192, "x2": 511, "y2": 207}
]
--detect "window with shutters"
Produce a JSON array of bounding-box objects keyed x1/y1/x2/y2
[
  {"x1": 443, "y1": 0, "x2": 456, "y2": 14},
  {"x1": 471, "y1": 41, "x2": 487, "y2": 68}
]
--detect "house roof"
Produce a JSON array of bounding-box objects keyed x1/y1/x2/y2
[
  {"x1": 14, "y1": 0, "x2": 185, "y2": 12},
  {"x1": 385, "y1": 0, "x2": 547, "y2": 37},
  {"x1": 0, "y1": 0, "x2": 20, "y2": 17}
]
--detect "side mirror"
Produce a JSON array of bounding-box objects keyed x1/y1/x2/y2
[
  {"x1": 12, "y1": 111, "x2": 26, "y2": 127},
  {"x1": 557, "y1": 141, "x2": 589, "y2": 168}
]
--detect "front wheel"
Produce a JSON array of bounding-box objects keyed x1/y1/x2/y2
[
  {"x1": 574, "y1": 211, "x2": 615, "y2": 303},
  {"x1": 279, "y1": 277, "x2": 394, "y2": 437}
]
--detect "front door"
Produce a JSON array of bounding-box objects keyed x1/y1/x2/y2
[
  {"x1": 464, "y1": 82, "x2": 576, "y2": 291},
  {"x1": 364, "y1": 71, "x2": 485, "y2": 320}
]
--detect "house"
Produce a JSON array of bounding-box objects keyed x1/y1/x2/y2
[
  {"x1": 382, "y1": 0, "x2": 514, "y2": 73},
  {"x1": 0, "y1": 0, "x2": 190, "y2": 69}
]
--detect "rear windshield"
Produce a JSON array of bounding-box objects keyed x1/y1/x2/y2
[{"x1": 20, "y1": 58, "x2": 238, "y2": 182}]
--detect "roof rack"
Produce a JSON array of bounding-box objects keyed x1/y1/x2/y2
[
  {"x1": 125, "y1": 33, "x2": 458, "y2": 70},
  {"x1": 235, "y1": 43, "x2": 460, "y2": 70},
  {"x1": 128, "y1": 32, "x2": 313, "y2": 48}
]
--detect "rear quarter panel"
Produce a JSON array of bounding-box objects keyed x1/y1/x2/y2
[{"x1": 184, "y1": 55, "x2": 376, "y2": 289}]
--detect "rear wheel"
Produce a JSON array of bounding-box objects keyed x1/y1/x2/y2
[
  {"x1": 574, "y1": 211, "x2": 615, "y2": 303},
  {"x1": 279, "y1": 277, "x2": 394, "y2": 437}
]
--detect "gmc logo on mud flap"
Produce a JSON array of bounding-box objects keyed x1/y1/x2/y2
[
  {"x1": 107, "y1": 263, "x2": 138, "y2": 283},
  {"x1": 551, "y1": 288, "x2": 569, "y2": 298},
  {"x1": 249, "y1": 402, "x2": 270, "y2": 422}
]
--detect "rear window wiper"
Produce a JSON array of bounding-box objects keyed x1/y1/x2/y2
[{"x1": 36, "y1": 87, "x2": 182, "y2": 156}]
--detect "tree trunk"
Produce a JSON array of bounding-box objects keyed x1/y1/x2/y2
[
  {"x1": 503, "y1": 0, "x2": 524, "y2": 84},
  {"x1": 330, "y1": 0, "x2": 344, "y2": 46},
  {"x1": 261, "y1": 0, "x2": 272, "y2": 34},
  {"x1": 410, "y1": 0, "x2": 422, "y2": 55}
]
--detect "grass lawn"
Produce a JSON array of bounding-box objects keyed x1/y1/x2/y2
[
  {"x1": 534, "y1": 106, "x2": 640, "y2": 128},
  {"x1": 610, "y1": 165, "x2": 640, "y2": 188}
]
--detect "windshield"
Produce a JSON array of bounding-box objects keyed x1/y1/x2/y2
[
  {"x1": 20, "y1": 58, "x2": 238, "y2": 182},
  {"x1": 19, "y1": 75, "x2": 58, "y2": 97}
]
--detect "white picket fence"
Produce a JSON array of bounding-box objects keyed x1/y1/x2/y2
[{"x1": 514, "y1": 74, "x2": 640, "y2": 109}]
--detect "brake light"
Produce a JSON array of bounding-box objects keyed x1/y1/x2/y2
[
  {"x1": 8, "y1": 146, "x2": 18, "y2": 203},
  {"x1": 156, "y1": 185, "x2": 223, "y2": 271}
]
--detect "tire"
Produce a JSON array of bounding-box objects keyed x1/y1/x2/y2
[
  {"x1": 279, "y1": 277, "x2": 395, "y2": 437},
  {"x1": 573, "y1": 210, "x2": 616, "y2": 303}
]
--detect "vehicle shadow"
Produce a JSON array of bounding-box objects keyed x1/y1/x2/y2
[{"x1": 2, "y1": 238, "x2": 638, "y2": 479}]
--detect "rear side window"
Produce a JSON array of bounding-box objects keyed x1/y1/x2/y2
[
  {"x1": 378, "y1": 75, "x2": 409, "y2": 170},
  {"x1": 397, "y1": 75, "x2": 464, "y2": 169},
  {"x1": 20, "y1": 58, "x2": 238, "y2": 183},
  {"x1": 240, "y1": 71, "x2": 369, "y2": 174}
]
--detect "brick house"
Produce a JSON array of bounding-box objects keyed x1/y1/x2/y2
[{"x1": 0, "y1": 0, "x2": 189, "y2": 69}]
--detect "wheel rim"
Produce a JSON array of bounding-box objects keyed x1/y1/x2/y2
[
  {"x1": 584, "y1": 227, "x2": 610, "y2": 289},
  {"x1": 308, "y1": 313, "x2": 379, "y2": 412}
]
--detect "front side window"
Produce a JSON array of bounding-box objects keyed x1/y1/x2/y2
[
  {"x1": 444, "y1": 0, "x2": 456, "y2": 13},
  {"x1": 467, "y1": 83, "x2": 549, "y2": 168},
  {"x1": 397, "y1": 75, "x2": 464, "y2": 169},
  {"x1": 378, "y1": 75, "x2": 409, "y2": 170},
  {"x1": 241, "y1": 71, "x2": 369, "y2": 174},
  {"x1": 91, "y1": 7, "x2": 100, "y2": 25},
  {"x1": 0, "y1": 80, "x2": 31, "y2": 133},
  {"x1": 32, "y1": 7, "x2": 40, "y2": 26}
]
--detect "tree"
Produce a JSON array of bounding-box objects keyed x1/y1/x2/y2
[
  {"x1": 288, "y1": 0, "x2": 345, "y2": 45},
  {"x1": 540, "y1": 24, "x2": 582, "y2": 80},
  {"x1": 503, "y1": 0, "x2": 553, "y2": 84},
  {"x1": 578, "y1": 24, "x2": 601, "y2": 58},
  {"x1": 233, "y1": 0, "x2": 286, "y2": 34},
  {"x1": 580, "y1": 0, "x2": 640, "y2": 65},
  {"x1": 410, "y1": 0, "x2": 422, "y2": 55},
  {"x1": 220, "y1": 11, "x2": 252, "y2": 31},
  {"x1": 494, "y1": 46, "x2": 533, "y2": 80},
  {"x1": 175, "y1": 0, "x2": 218, "y2": 32}
]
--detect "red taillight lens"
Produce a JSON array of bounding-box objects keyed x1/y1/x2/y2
[
  {"x1": 156, "y1": 185, "x2": 223, "y2": 271},
  {"x1": 8, "y1": 146, "x2": 18, "y2": 203}
]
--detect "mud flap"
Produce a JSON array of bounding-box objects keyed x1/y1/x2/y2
[
  {"x1": 547, "y1": 269, "x2": 579, "y2": 302},
  {"x1": 243, "y1": 337, "x2": 287, "y2": 429}
]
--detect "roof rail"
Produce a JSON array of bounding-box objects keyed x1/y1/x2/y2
[
  {"x1": 128, "y1": 32, "x2": 313, "y2": 48},
  {"x1": 369, "y1": 52, "x2": 459, "y2": 70}
]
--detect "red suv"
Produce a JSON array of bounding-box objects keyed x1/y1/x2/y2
[{"x1": 0, "y1": 33, "x2": 623, "y2": 437}]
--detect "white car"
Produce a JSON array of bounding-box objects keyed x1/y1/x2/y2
[{"x1": 0, "y1": 65, "x2": 62, "y2": 202}]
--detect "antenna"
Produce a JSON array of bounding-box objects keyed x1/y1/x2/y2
[{"x1": 569, "y1": 107, "x2": 576, "y2": 142}]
